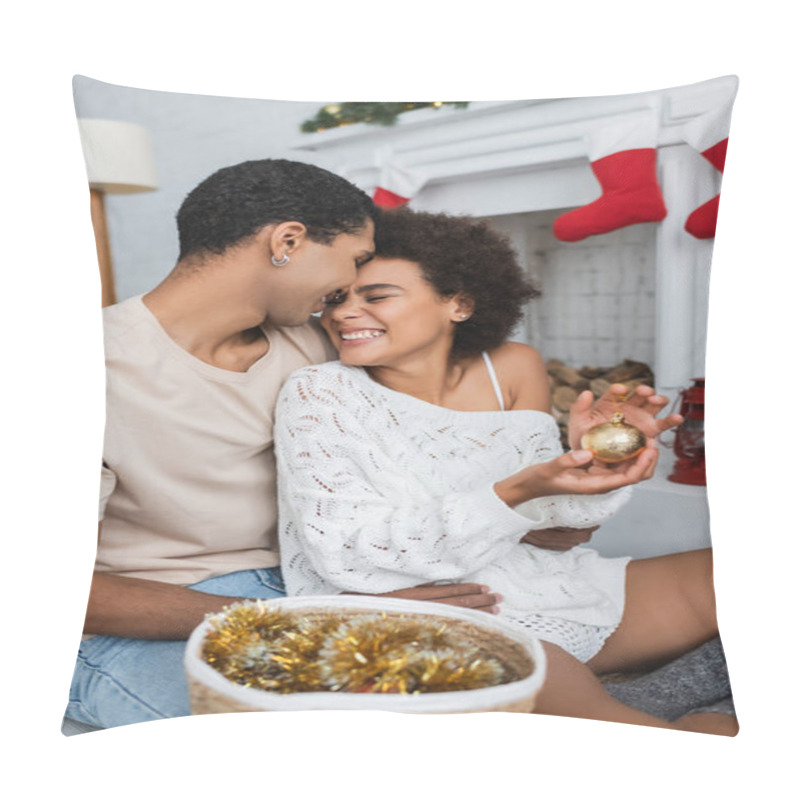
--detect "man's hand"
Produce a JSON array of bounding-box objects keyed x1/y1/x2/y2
[
  {"x1": 346, "y1": 583, "x2": 502, "y2": 614},
  {"x1": 568, "y1": 383, "x2": 683, "y2": 452},
  {"x1": 521, "y1": 525, "x2": 600, "y2": 551}
]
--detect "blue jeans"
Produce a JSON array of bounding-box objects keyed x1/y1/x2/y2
[{"x1": 65, "y1": 567, "x2": 286, "y2": 729}]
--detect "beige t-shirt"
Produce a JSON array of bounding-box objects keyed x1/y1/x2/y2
[{"x1": 97, "y1": 295, "x2": 335, "y2": 585}]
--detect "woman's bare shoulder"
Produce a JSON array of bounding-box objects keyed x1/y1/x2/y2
[{"x1": 488, "y1": 342, "x2": 551, "y2": 412}]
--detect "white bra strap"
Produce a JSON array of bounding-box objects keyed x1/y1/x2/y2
[{"x1": 482, "y1": 351, "x2": 505, "y2": 411}]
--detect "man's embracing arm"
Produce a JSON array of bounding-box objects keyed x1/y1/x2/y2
[{"x1": 84, "y1": 522, "x2": 240, "y2": 640}]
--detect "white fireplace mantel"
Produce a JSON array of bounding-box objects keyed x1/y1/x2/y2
[
  {"x1": 289, "y1": 75, "x2": 738, "y2": 398},
  {"x1": 291, "y1": 76, "x2": 736, "y2": 214}
]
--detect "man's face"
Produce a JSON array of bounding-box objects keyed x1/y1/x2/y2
[{"x1": 265, "y1": 219, "x2": 375, "y2": 326}]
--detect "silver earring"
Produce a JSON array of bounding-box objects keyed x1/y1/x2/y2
[
  {"x1": 460, "y1": 314, "x2": 468, "y2": 320},
  {"x1": 271, "y1": 253, "x2": 290, "y2": 267}
]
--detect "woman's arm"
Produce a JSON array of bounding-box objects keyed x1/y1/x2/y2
[
  {"x1": 493, "y1": 446, "x2": 655, "y2": 502},
  {"x1": 488, "y1": 343, "x2": 656, "y2": 527},
  {"x1": 275, "y1": 367, "x2": 655, "y2": 598},
  {"x1": 275, "y1": 369, "x2": 545, "y2": 595}
]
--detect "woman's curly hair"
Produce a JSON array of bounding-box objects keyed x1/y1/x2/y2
[{"x1": 373, "y1": 208, "x2": 540, "y2": 358}]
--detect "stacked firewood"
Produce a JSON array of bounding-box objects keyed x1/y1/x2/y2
[{"x1": 546, "y1": 358, "x2": 655, "y2": 448}]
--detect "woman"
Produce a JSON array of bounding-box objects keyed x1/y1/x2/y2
[{"x1": 274, "y1": 208, "x2": 735, "y2": 735}]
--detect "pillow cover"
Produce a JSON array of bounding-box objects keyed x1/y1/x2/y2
[{"x1": 64, "y1": 74, "x2": 738, "y2": 736}]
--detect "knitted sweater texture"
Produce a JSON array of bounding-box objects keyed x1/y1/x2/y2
[{"x1": 275, "y1": 362, "x2": 632, "y2": 638}]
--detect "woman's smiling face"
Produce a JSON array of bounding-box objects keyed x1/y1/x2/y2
[{"x1": 320, "y1": 257, "x2": 467, "y2": 367}]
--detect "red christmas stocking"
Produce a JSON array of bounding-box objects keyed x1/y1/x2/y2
[
  {"x1": 372, "y1": 163, "x2": 426, "y2": 208},
  {"x1": 553, "y1": 114, "x2": 666, "y2": 242},
  {"x1": 682, "y1": 103, "x2": 733, "y2": 239},
  {"x1": 373, "y1": 187, "x2": 409, "y2": 208},
  {"x1": 684, "y1": 139, "x2": 727, "y2": 238}
]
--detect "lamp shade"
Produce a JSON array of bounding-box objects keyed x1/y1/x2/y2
[{"x1": 77, "y1": 118, "x2": 158, "y2": 194}]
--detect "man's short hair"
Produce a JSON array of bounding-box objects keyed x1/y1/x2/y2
[{"x1": 176, "y1": 159, "x2": 375, "y2": 260}]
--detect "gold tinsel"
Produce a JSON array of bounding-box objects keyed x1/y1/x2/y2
[{"x1": 201, "y1": 602, "x2": 510, "y2": 695}]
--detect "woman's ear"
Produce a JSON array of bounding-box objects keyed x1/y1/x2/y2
[{"x1": 450, "y1": 294, "x2": 475, "y2": 322}]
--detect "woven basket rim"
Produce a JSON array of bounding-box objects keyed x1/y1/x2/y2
[{"x1": 184, "y1": 595, "x2": 546, "y2": 713}]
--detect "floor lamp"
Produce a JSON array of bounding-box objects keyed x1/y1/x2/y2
[{"x1": 77, "y1": 119, "x2": 158, "y2": 307}]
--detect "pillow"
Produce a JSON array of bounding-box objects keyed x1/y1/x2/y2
[{"x1": 64, "y1": 74, "x2": 738, "y2": 737}]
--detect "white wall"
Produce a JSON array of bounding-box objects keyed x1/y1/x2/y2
[
  {"x1": 486, "y1": 210, "x2": 657, "y2": 368},
  {"x1": 73, "y1": 76, "x2": 325, "y2": 299}
]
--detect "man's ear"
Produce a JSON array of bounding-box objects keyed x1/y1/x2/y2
[{"x1": 267, "y1": 221, "x2": 308, "y2": 261}]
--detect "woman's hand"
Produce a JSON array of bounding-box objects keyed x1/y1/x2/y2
[
  {"x1": 520, "y1": 525, "x2": 600, "y2": 551},
  {"x1": 568, "y1": 383, "x2": 683, "y2": 452},
  {"x1": 495, "y1": 443, "x2": 659, "y2": 507}
]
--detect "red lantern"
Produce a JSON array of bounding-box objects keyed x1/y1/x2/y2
[{"x1": 668, "y1": 378, "x2": 706, "y2": 486}]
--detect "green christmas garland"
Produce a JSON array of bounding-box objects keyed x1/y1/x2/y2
[{"x1": 301, "y1": 102, "x2": 469, "y2": 133}]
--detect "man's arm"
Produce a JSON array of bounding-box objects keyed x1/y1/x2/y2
[
  {"x1": 88, "y1": 525, "x2": 502, "y2": 639},
  {"x1": 520, "y1": 525, "x2": 600, "y2": 551},
  {"x1": 350, "y1": 583, "x2": 502, "y2": 613},
  {"x1": 87, "y1": 573, "x2": 504, "y2": 640},
  {"x1": 84, "y1": 571, "x2": 244, "y2": 640},
  {"x1": 86, "y1": 521, "x2": 240, "y2": 639}
]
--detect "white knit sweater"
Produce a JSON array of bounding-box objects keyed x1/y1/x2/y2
[{"x1": 275, "y1": 362, "x2": 632, "y2": 657}]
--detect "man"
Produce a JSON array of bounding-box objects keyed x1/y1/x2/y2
[{"x1": 65, "y1": 159, "x2": 500, "y2": 729}]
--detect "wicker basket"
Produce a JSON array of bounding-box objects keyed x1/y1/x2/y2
[{"x1": 184, "y1": 595, "x2": 546, "y2": 715}]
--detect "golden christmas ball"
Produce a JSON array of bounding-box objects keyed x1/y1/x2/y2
[{"x1": 580, "y1": 412, "x2": 646, "y2": 463}]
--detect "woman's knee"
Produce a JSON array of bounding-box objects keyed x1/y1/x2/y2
[
  {"x1": 587, "y1": 549, "x2": 719, "y2": 674},
  {"x1": 644, "y1": 548, "x2": 717, "y2": 626}
]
